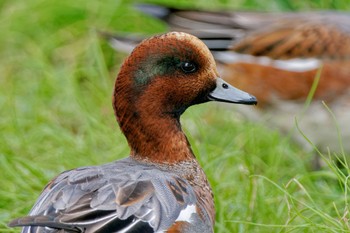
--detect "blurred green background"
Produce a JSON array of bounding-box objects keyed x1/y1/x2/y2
[{"x1": 1, "y1": 0, "x2": 349, "y2": 232}]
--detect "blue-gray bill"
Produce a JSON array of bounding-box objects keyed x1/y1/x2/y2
[{"x1": 208, "y1": 78, "x2": 257, "y2": 105}]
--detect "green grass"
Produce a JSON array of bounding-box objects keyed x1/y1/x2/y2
[{"x1": 1, "y1": 0, "x2": 349, "y2": 232}]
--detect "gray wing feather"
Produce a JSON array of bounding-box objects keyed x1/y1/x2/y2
[{"x1": 9, "y1": 158, "x2": 197, "y2": 233}]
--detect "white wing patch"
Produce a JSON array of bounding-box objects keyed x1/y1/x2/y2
[
  {"x1": 175, "y1": 204, "x2": 197, "y2": 222},
  {"x1": 214, "y1": 51, "x2": 321, "y2": 72}
]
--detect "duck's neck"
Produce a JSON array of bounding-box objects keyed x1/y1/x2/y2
[{"x1": 117, "y1": 108, "x2": 195, "y2": 164}]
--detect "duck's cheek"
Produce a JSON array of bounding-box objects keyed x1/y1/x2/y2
[{"x1": 173, "y1": 81, "x2": 214, "y2": 106}]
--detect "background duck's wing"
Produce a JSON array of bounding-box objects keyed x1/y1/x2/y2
[
  {"x1": 230, "y1": 12, "x2": 350, "y2": 60},
  {"x1": 8, "y1": 158, "x2": 197, "y2": 233},
  {"x1": 137, "y1": 4, "x2": 350, "y2": 60},
  {"x1": 99, "y1": 31, "x2": 142, "y2": 54}
]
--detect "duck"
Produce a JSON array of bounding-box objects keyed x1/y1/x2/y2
[
  {"x1": 104, "y1": 4, "x2": 350, "y2": 155},
  {"x1": 8, "y1": 32, "x2": 257, "y2": 233}
]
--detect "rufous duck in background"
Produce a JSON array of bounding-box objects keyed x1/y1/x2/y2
[{"x1": 9, "y1": 32, "x2": 257, "y2": 232}]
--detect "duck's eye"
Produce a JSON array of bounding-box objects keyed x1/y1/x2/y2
[{"x1": 180, "y1": 62, "x2": 197, "y2": 73}]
